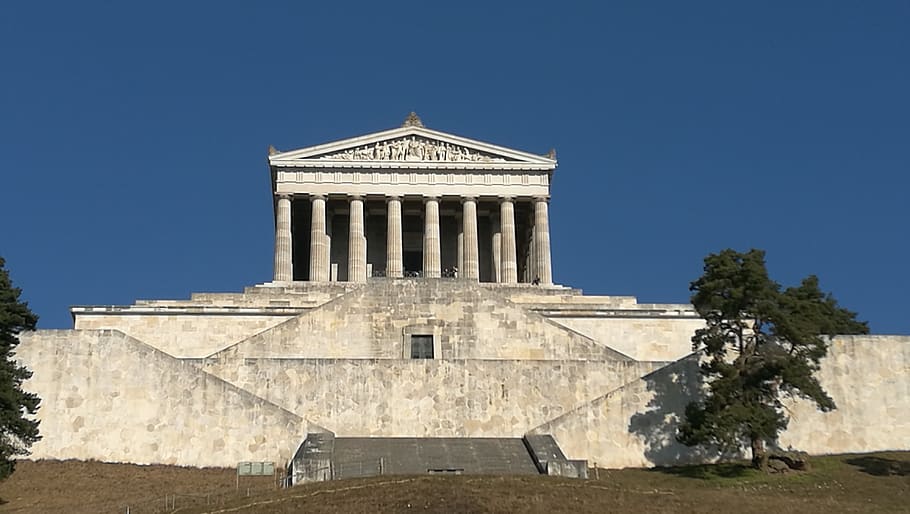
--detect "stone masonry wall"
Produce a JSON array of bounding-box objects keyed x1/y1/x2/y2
[
  {"x1": 74, "y1": 314, "x2": 294, "y2": 358},
  {"x1": 17, "y1": 330, "x2": 306, "y2": 467},
  {"x1": 531, "y1": 336, "x2": 910, "y2": 468},
  {"x1": 550, "y1": 317, "x2": 704, "y2": 362},
  {"x1": 212, "y1": 279, "x2": 628, "y2": 361},
  {"x1": 202, "y1": 357, "x2": 661, "y2": 438}
]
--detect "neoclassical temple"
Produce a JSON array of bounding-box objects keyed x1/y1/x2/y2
[
  {"x1": 15, "y1": 115, "x2": 909, "y2": 480},
  {"x1": 268, "y1": 113, "x2": 555, "y2": 284}
]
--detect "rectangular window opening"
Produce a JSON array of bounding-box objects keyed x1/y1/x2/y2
[{"x1": 410, "y1": 335, "x2": 434, "y2": 359}]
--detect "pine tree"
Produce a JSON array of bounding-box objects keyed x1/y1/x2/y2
[
  {"x1": 0, "y1": 257, "x2": 41, "y2": 480},
  {"x1": 677, "y1": 249, "x2": 868, "y2": 470}
]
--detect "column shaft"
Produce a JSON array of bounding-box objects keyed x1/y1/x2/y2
[
  {"x1": 309, "y1": 195, "x2": 329, "y2": 281},
  {"x1": 348, "y1": 197, "x2": 366, "y2": 282},
  {"x1": 534, "y1": 197, "x2": 553, "y2": 285},
  {"x1": 273, "y1": 195, "x2": 293, "y2": 281},
  {"x1": 462, "y1": 198, "x2": 479, "y2": 280},
  {"x1": 386, "y1": 197, "x2": 403, "y2": 278},
  {"x1": 423, "y1": 198, "x2": 441, "y2": 278},
  {"x1": 500, "y1": 199, "x2": 518, "y2": 283}
]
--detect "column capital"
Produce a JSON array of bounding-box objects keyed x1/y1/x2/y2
[
  {"x1": 385, "y1": 195, "x2": 401, "y2": 202},
  {"x1": 461, "y1": 196, "x2": 477, "y2": 204},
  {"x1": 422, "y1": 195, "x2": 439, "y2": 204},
  {"x1": 533, "y1": 196, "x2": 550, "y2": 203},
  {"x1": 276, "y1": 193, "x2": 293, "y2": 201},
  {"x1": 309, "y1": 193, "x2": 326, "y2": 201},
  {"x1": 498, "y1": 195, "x2": 514, "y2": 202},
  {"x1": 348, "y1": 194, "x2": 363, "y2": 201}
]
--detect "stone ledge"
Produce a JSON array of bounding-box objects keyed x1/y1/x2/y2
[
  {"x1": 71, "y1": 305, "x2": 308, "y2": 316},
  {"x1": 534, "y1": 308, "x2": 700, "y2": 319}
]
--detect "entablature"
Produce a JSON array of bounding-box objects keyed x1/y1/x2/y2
[{"x1": 274, "y1": 168, "x2": 551, "y2": 198}]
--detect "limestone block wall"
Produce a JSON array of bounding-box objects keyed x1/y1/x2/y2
[
  {"x1": 550, "y1": 317, "x2": 704, "y2": 362},
  {"x1": 202, "y1": 357, "x2": 661, "y2": 438},
  {"x1": 778, "y1": 335, "x2": 910, "y2": 453},
  {"x1": 531, "y1": 336, "x2": 910, "y2": 468},
  {"x1": 73, "y1": 314, "x2": 294, "y2": 358},
  {"x1": 212, "y1": 279, "x2": 629, "y2": 361},
  {"x1": 17, "y1": 330, "x2": 306, "y2": 467}
]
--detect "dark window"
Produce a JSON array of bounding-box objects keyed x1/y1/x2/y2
[{"x1": 410, "y1": 335, "x2": 434, "y2": 359}]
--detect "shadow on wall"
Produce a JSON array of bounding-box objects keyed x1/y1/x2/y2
[{"x1": 628, "y1": 354, "x2": 735, "y2": 466}]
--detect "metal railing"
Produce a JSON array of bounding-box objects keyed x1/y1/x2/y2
[{"x1": 119, "y1": 476, "x2": 284, "y2": 513}]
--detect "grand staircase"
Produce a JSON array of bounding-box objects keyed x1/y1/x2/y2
[{"x1": 288, "y1": 432, "x2": 587, "y2": 484}]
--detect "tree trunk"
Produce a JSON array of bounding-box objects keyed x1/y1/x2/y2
[{"x1": 751, "y1": 437, "x2": 768, "y2": 471}]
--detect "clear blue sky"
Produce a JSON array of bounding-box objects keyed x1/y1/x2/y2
[{"x1": 2, "y1": 2, "x2": 908, "y2": 334}]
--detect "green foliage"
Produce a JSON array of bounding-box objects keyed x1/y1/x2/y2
[
  {"x1": 677, "y1": 249, "x2": 867, "y2": 469},
  {"x1": 0, "y1": 256, "x2": 41, "y2": 480}
]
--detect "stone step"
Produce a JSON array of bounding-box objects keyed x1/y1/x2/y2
[{"x1": 331, "y1": 437, "x2": 540, "y2": 479}]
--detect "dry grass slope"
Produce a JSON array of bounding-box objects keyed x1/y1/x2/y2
[{"x1": 0, "y1": 452, "x2": 907, "y2": 513}]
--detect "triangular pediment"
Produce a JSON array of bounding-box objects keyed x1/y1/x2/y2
[{"x1": 268, "y1": 125, "x2": 556, "y2": 171}]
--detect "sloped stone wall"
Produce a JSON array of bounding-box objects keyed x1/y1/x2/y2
[
  {"x1": 69, "y1": 283, "x2": 358, "y2": 358},
  {"x1": 74, "y1": 314, "x2": 294, "y2": 358},
  {"x1": 550, "y1": 317, "x2": 704, "y2": 362},
  {"x1": 212, "y1": 279, "x2": 628, "y2": 361},
  {"x1": 17, "y1": 330, "x2": 305, "y2": 467},
  {"x1": 531, "y1": 336, "x2": 910, "y2": 468}
]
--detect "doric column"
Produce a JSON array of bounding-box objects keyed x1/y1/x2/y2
[
  {"x1": 348, "y1": 196, "x2": 367, "y2": 282},
  {"x1": 462, "y1": 197, "x2": 479, "y2": 281},
  {"x1": 386, "y1": 196, "x2": 403, "y2": 278},
  {"x1": 500, "y1": 198, "x2": 517, "y2": 284},
  {"x1": 423, "y1": 197, "x2": 441, "y2": 278},
  {"x1": 491, "y1": 213, "x2": 501, "y2": 283},
  {"x1": 309, "y1": 195, "x2": 329, "y2": 281},
  {"x1": 534, "y1": 197, "x2": 553, "y2": 285},
  {"x1": 273, "y1": 194, "x2": 293, "y2": 282}
]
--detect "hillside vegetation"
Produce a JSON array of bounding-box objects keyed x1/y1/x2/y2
[{"x1": 0, "y1": 452, "x2": 906, "y2": 513}]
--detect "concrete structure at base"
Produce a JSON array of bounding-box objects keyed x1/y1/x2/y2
[{"x1": 17, "y1": 115, "x2": 910, "y2": 473}]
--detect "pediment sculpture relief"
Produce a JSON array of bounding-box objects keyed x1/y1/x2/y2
[{"x1": 318, "y1": 137, "x2": 509, "y2": 163}]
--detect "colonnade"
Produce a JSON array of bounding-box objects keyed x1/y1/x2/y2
[{"x1": 273, "y1": 195, "x2": 552, "y2": 285}]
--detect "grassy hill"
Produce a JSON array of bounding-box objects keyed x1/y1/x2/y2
[{"x1": 0, "y1": 452, "x2": 907, "y2": 513}]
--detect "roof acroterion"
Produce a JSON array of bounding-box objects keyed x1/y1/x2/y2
[{"x1": 402, "y1": 112, "x2": 424, "y2": 128}]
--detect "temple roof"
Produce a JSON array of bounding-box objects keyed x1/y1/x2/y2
[{"x1": 268, "y1": 116, "x2": 557, "y2": 172}]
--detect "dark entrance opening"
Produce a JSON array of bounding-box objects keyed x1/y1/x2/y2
[{"x1": 403, "y1": 251, "x2": 422, "y2": 276}]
